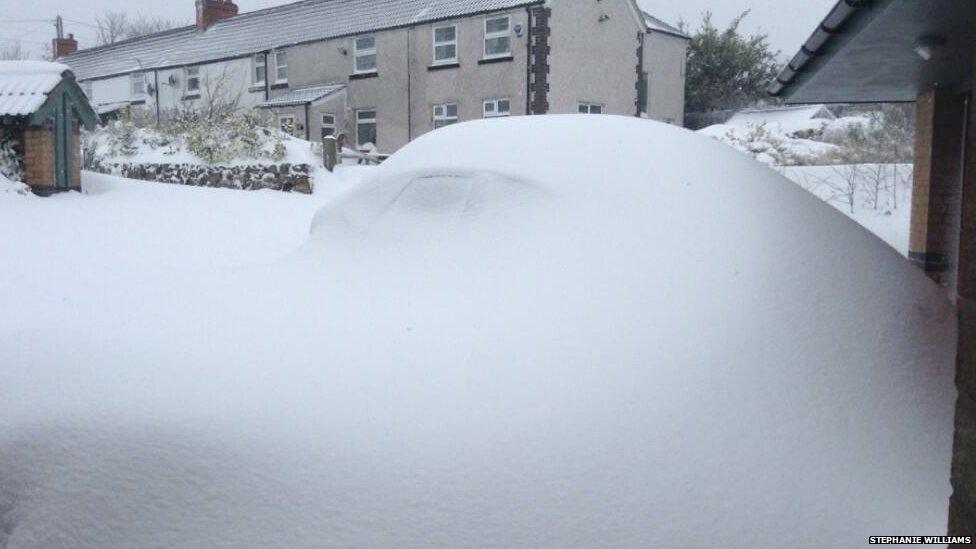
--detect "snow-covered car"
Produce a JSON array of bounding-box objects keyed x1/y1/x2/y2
[{"x1": 0, "y1": 116, "x2": 955, "y2": 547}]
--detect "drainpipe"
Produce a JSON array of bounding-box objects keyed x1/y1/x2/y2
[
  {"x1": 406, "y1": 27, "x2": 412, "y2": 140},
  {"x1": 525, "y1": 6, "x2": 532, "y2": 115},
  {"x1": 154, "y1": 70, "x2": 161, "y2": 125}
]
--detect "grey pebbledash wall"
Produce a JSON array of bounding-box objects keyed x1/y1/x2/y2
[{"x1": 86, "y1": 159, "x2": 313, "y2": 194}]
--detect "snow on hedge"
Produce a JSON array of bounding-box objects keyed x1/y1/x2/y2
[
  {"x1": 0, "y1": 116, "x2": 956, "y2": 547},
  {"x1": 84, "y1": 111, "x2": 322, "y2": 168}
]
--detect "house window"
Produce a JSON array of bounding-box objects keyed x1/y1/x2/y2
[
  {"x1": 433, "y1": 103, "x2": 459, "y2": 129},
  {"x1": 185, "y1": 66, "x2": 201, "y2": 96},
  {"x1": 130, "y1": 72, "x2": 146, "y2": 97},
  {"x1": 483, "y1": 98, "x2": 511, "y2": 118},
  {"x1": 484, "y1": 15, "x2": 511, "y2": 58},
  {"x1": 356, "y1": 109, "x2": 377, "y2": 147},
  {"x1": 578, "y1": 102, "x2": 603, "y2": 114},
  {"x1": 279, "y1": 115, "x2": 296, "y2": 135},
  {"x1": 253, "y1": 54, "x2": 266, "y2": 85},
  {"x1": 354, "y1": 36, "x2": 377, "y2": 74},
  {"x1": 321, "y1": 113, "x2": 336, "y2": 138},
  {"x1": 433, "y1": 25, "x2": 457, "y2": 64},
  {"x1": 274, "y1": 50, "x2": 288, "y2": 83}
]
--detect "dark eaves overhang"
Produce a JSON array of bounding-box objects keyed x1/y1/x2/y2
[
  {"x1": 768, "y1": 0, "x2": 976, "y2": 104},
  {"x1": 767, "y1": 0, "x2": 878, "y2": 100}
]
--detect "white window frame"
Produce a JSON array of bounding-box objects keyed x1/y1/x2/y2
[
  {"x1": 130, "y1": 72, "x2": 146, "y2": 98},
  {"x1": 321, "y1": 113, "x2": 336, "y2": 138},
  {"x1": 483, "y1": 98, "x2": 511, "y2": 118},
  {"x1": 354, "y1": 36, "x2": 377, "y2": 74},
  {"x1": 279, "y1": 115, "x2": 296, "y2": 135},
  {"x1": 483, "y1": 14, "x2": 512, "y2": 59},
  {"x1": 432, "y1": 24, "x2": 458, "y2": 65},
  {"x1": 274, "y1": 50, "x2": 288, "y2": 83},
  {"x1": 252, "y1": 54, "x2": 267, "y2": 86},
  {"x1": 433, "y1": 103, "x2": 459, "y2": 129},
  {"x1": 578, "y1": 102, "x2": 604, "y2": 114},
  {"x1": 184, "y1": 66, "x2": 201, "y2": 97},
  {"x1": 356, "y1": 109, "x2": 377, "y2": 147}
]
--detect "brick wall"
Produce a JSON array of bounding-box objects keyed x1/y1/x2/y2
[
  {"x1": 947, "y1": 57, "x2": 976, "y2": 544},
  {"x1": 909, "y1": 89, "x2": 967, "y2": 291},
  {"x1": 23, "y1": 128, "x2": 55, "y2": 191}
]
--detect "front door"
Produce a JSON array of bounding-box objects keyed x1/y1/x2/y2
[{"x1": 53, "y1": 93, "x2": 72, "y2": 190}]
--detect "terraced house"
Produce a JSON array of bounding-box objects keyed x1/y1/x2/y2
[{"x1": 57, "y1": 0, "x2": 689, "y2": 153}]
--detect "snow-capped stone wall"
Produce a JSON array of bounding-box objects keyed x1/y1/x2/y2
[{"x1": 86, "y1": 160, "x2": 312, "y2": 194}]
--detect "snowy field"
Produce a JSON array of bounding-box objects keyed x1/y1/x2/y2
[
  {"x1": 0, "y1": 117, "x2": 956, "y2": 547},
  {"x1": 779, "y1": 164, "x2": 913, "y2": 256}
]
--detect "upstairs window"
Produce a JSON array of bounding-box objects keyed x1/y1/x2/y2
[
  {"x1": 354, "y1": 36, "x2": 377, "y2": 74},
  {"x1": 321, "y1": 113, "x2": 336, "y2": 138},
  {"x1": 483, "y1": 98, "x2": 511, "y2": 118},
  {"x1": 252, "y1": 54, "x2": 267, "y2": 85},
  {"x1": 578, "y1": 102, "x2": 603, "y2": 114},
  {"x1": 484, "y1": 15, "x2": 511, "y2": 58},
  {"x1": 433, "y1": 103, "x2": 458, "y2": 129},
  {"x1": 433, "y1": 25, "x2": 457, "y2": 64},
  {"x1": 274, "y1": 50, "x2": 288, "y2": 83},
  {"x1": 130, "y1": 72, "x2": 146, "y2": 97},
  {"x1": 185, "y1": 66, "x2": 201, "y2": 96}
]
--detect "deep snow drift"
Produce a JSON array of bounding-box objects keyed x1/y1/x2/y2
[{"x1": 0, "y1": 116, "x2": 957, "y2": 547}]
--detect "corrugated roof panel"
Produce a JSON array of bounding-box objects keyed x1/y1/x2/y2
[{"x1": 0, "y1": 62, "x2": 68, "y2": 117}]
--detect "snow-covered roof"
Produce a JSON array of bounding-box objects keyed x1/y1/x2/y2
[
  {"x1": 727, "y1": 105, "x2": 836, "y2": 127},
  {"x1": 0, "y1": 61, "x2": 71, "y2": 117},
  {"x1": 61, "y1": 0, "x2": 542, "y2": 81},
  {"x1": 641, "y1": 11, "x2": 688, "y2": 39},
  {"x1": 260, "y1": 84, "x2": 346, "y2": 108}
]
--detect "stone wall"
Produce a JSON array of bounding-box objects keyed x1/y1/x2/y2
[{"x1": 86, "y1": 159, "x2": 313, "y2": 194}]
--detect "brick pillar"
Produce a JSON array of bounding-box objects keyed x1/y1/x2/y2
[
  {"x1": 527, "y1": 6, "x2": 551, "y2": 115},
  {"x1": 948, "y1": 82, "x2": 976, "y2": 542},
  {"x1": 909, "y1": 89, "x2": 967, "y2": 292}
]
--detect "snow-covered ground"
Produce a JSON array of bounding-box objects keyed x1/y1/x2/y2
[{"x1": 0, "y1": 116, "x2": 956, "y2": 547}]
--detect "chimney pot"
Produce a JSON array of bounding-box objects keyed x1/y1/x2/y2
[
  {"x1": 53, "y1": 34, "x2": 78, "y2": 59},
  {"x1": 196, "y1": 0, "x2": 239, "y2": 31}
]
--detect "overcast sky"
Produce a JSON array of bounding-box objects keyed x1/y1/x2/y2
[{"x1": 2, "y1": 0, "x2": 836, "y2": 59}]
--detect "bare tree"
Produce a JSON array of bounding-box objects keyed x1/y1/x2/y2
[
  {"x1": 0, "y1": 41, "x2": 30, "y2": 60},
  {"x1": 860, "y1": 164, "x2": 888, "y2": 211},
  {"x1": 804, "y1": 165, "x2": 862, "y2": 215},
  {"x1": 125, "y1": 16, "x2": 184, "y2": 39},
  {"x1": 200, "y1": 65, "x2": 243, "y2": 120},
  {"x1": 96, "y1": 12, "x2": 129, "y2": 45}
]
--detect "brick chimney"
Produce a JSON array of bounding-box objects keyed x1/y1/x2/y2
[
  {"x1": 196, "y1": 0, "x2": 239, "y2": 31},
  {"x1": 52, "y1": 33, "x2": 78, "y2": 59}
]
